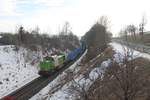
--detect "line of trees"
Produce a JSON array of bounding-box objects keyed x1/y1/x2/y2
[
  {"x1": 82, "y1": 16, "x2": 112, "y2": 62},
  {"x1": 0, "y1": 22, "x2": 80, "y2": 52},
  {"x1": 119, "y1": 15, "x2": 148, "y2": 41}
]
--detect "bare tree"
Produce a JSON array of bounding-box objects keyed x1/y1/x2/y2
[
  {"x1": 60, "y1": 21, "x2": 72, "y2": 35},
  {"x1": 98, "y1": 16, "x2": 111, "y2": 31},
  {"x1": 85, "y1": 43, "x2": 150, "y2": 100},
  {"x1": 18, "y1": 26, "x2": 25, "y2": 45},
  {"x1": 139, "y1": 14, "x2": 147, "y2": 40},
  {"x1": 119, "y1": 24, "x2": 138, "y2": 42},
  {"x1": 126, "y1": 24, "x2": 137, "y2": 40}
]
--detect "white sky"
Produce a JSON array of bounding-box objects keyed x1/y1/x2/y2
[{"x1": 0, "y1": 0, "x2": 150, "y2": 37}]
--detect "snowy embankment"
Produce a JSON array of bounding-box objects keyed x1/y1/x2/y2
[
  {"x1": 0, "y1": 45, "x2": 39, "y2": 98},
  {"x1": 30, "y1": 49, "x2": 112, "y2": 100},
  {"x1": 30, "y1": 42, "x2": 150, "y2": 100},
  {"x1": 110, "y1": 42, "x2": 150, "y2": 60}
]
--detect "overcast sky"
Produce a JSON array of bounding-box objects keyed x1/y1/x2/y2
[{"x1": 0, "y1": 0, "x2": 150, "y2": 36}]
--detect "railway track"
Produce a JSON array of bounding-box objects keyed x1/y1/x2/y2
[{"x1": 1, "y1": 50, "x2": 85, "y2": 100}]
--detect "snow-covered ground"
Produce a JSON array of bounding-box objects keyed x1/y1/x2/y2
[
  {"x1": 0, "y1": 45, "x2": 39, "y2": 98},
  {"x1": 30, "y1": 42, "x2": 150, "y2": 100},
  {"x1": 30, "y1": 50, "x2": 88, "y2": 100},
  {"x1": 30, "y1": 49, "x2": 113, "y2": 100},
  {"x1": 110, "y1": 42, "x2": 150, "y2": 60}
]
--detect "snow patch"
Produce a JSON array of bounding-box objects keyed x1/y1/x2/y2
[
  {"x1": 0, "y1": 45, "x2": 39, "y2": 98},
  {"x1": 110, "y1": 42, "x2": 150, "y2": 60}
]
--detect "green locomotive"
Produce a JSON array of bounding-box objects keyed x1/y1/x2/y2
[
  {"x1": 38, "y1": 53, "x2": 66, "y2": 76},
  {"x1": 38, "y1": 41, "x2": 86, "y2": 76}
]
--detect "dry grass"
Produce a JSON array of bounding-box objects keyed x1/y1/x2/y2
[
  {"x1": 79, "y1": 46, "x2": 114, "y2": 76},
  {"x1": 86, "y1": 57, "x2": 150, "y2": 100}
]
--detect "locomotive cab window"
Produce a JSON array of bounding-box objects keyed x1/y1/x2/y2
[{"x1": 44, "y1": 56, "x2": 54, "y2": 61}]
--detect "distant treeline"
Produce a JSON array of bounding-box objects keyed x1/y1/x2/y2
[{"x1": 0, "y1": 26, "x2": 80, "y2": 52}]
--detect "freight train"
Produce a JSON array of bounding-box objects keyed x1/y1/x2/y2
[{"x1": 38, "y1": 42, "x2": 86, "y2": 76}]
